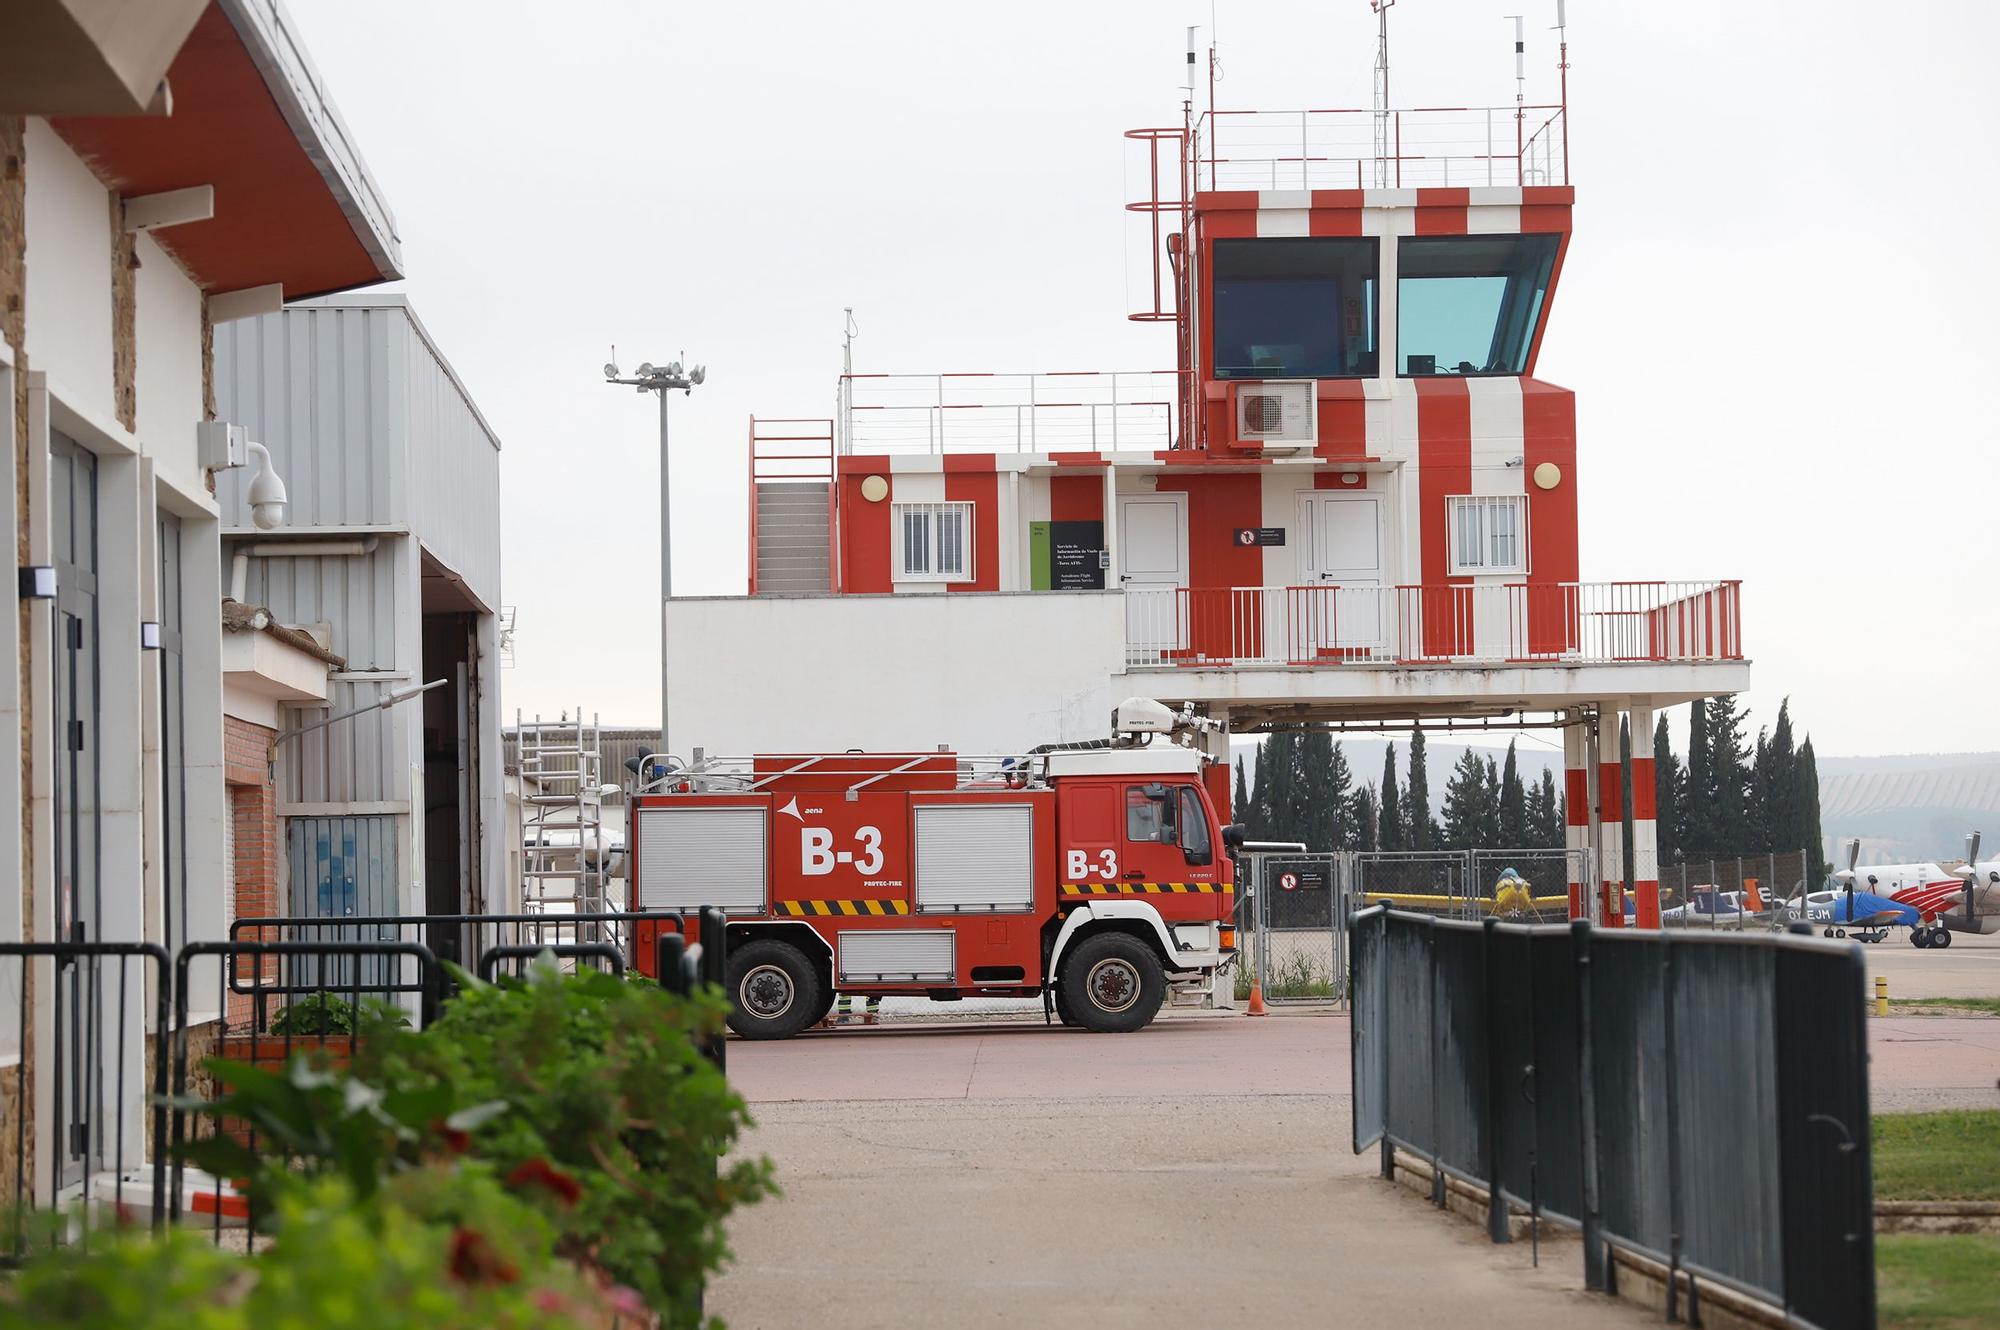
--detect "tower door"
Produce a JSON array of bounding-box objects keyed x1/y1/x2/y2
[
  {"x1": 1294, "y1": 493, "x2": 1384, "y2": 656},
  {"x1": 1117, "y1": 492, "x2": 1188, "y2": 658}
]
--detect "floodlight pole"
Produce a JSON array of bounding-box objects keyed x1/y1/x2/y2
[{"x1": 604, "y1": 360, "x2": 705, "y2": 759}]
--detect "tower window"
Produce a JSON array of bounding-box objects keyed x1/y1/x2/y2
[
  {"x1": 1447, "y1": 495, "x2": 1528, "y2": 574},
  {"x1": 1211, "y1": 237, "x2": 1379, "y2": 380},
  {"x1": 1398, "y1": 233, "x2": 1560, "y2": 377},
  {"x1": 894, "y1": 501, "x2": 974, "y2": 582}
]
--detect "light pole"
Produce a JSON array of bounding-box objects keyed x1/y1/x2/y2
[{"x1": 603, "y1": 355, "x2": 706, "y2": 758}]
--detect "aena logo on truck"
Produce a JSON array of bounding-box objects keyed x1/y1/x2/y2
[
  {"x1": 802, "y1": 826, "x2": 885, "y2": 876},
  {"x1": 1065, "y1": 848, "x2": 1119, "y2": 881}
]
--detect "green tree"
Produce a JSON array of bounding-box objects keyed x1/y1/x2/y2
[
  {"x1": 1327, "y1": 740, "x2": 1359, "y2": 848},
  {"x1": 1441, "y1": 749, "x2": 1496, "y2": 850},
  {"x1": 1684, "y1": 701, "x2": 1714, "y2": 853},
  {"x1": 1653, "y1": 713, "x2": 1683, "y2": 866},
  {"x1": 1379, "y1": 745, "x2": 1405, "y2": 851},
  {"x1": 1233, "y1": 757, "x2": 1250, "y2": 829},
  {"x1": 1529, "y1": 767, "x2": 1563, "y2": 847},
  {"x1": 1765, "y1": 699, "x2": 1799, "y2": 855},
  {"x1": 1297, "y1": 731, "x2": 1337, "y2": 849},
  {"x1": 1706, "y1": 695, "x2": 1753, "y2": 853},
  {"x1": 1795, "y1": 735, "x2": 1827, "y2": 878},
  {"x1": 1355, "y1": 783, "x2": 1380, "y2": 851},
  {"x1": 1405, "y1": 728, "x2": 1437, "y2": 850},
  {"x1": 1499, "y1": 740, "x2": 1529, "y2": 847}
]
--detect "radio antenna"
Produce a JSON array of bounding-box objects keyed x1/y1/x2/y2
[{"x1": 1370, "y1": 1, "x2": 1396, "y2": 188}]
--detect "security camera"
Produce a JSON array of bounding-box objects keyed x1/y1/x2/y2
[{"x1": 245, "y1": 440, "x2": 288, "y2": 531}]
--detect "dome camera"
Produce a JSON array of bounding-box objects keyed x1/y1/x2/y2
[{"x1": 245, "y1": 441, "x2": 288, "y2": 531}]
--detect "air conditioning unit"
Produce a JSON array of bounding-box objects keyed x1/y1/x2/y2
[{"x1": 1233, "y1": 381, "x2": 1316, "y2": 452}]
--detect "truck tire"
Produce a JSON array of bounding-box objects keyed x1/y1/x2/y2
[
  {"x1": 1053, "y1": 986, "x2": 1079, "y2": 1027},
  {"x1": 725, "y1": 940, "x2": 823, "y2": 1040},
  {"x1": 1059, "y1": 933, "x2": 1165, "y2": 1034}
]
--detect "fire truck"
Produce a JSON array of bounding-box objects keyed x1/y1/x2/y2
[{"x1": 627, "y1": 699, "x2": 1241, "y2": 1038}]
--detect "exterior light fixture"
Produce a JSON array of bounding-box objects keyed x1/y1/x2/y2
[
  {"x1": 17, "y1": 566, "x2": 55, "y2": 600},
  {"x1": 601, "y1": 349, "x2": 709, "y2": 757},
  {"x1": 1532, "y1": 462, "x2": 1562, "y2": 490},
  {"x1": 140, "y1": 621, "x2": 162, "y2": 650}
]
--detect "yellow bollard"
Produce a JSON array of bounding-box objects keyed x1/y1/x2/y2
[{"x1": 1875, "y1": 975, "x2": 1888, "y2": 1018}]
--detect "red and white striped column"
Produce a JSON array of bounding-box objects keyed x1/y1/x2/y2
[
  {"x1": 1627, "y1": 703, "x2": 1661, "y2": 928},
  {"x1": 1564, "y1": 720, "x2": 1591, "y2": 920},
  {"x1": 1596, "y1": 706, "x2": 1626, "y2": 927}
]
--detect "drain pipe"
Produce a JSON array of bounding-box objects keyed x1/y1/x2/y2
[{"x1": 228, "y1": 537, "x2": 380, "y2": 602}]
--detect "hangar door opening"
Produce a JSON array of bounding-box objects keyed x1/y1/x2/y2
[{"x1": 421, "y1": 550, "x2": 488, "y2": 919}]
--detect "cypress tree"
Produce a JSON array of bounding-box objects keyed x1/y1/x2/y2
[
  {"x1": 1327, "y1": 740, "x2": 1358, "y2": 848},
  {"x1": 1297, "y1": 731, "x2": 1337, "y2": 849},
  {"x1": 1707, "y1": 695, "x2": 1752, "y2": 853},
  {"x1": 1795, "y1": 736, "x2": 1827, "y2": 879},
  {"x1": 1530, "y1": 768, "x2": 1563, "y2": 847},
  {"x1": 1499, "y1": 740, "x2": 1529, "y2": 847},
  {"x1": 1248, "y1": 740, "x2": 1271, "y2": 840},
  {"x1": 1233, "y1": 757, "x2": 1251, "y2": 830},
  {"x1": 1441, "y1": 749, "x2": 1492, "y2": 850},
  {"x1": 1767, "y1": 700, "x2": 1798, "y2": 856},
  {"x1": 1653, "y1": 714, "x2": 1682, "y2": 866},
  {"x1": 1749, "y1": 726, "x2": 1773, "y2": 852},
  {"x1": 1379, "y1": 745, "x2": 1405, "y2": 851},
  {"x1": 1406, "y1": 728, "x2": 1437, "y2": 850},
  {"x1": 1684, "y1": 701, "x2": 1714, "y2": 853}
]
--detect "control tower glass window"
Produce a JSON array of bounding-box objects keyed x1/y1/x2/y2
[
  {"x1": 1397, "y1": 234, "x2": 1560, "y2": 377},
  {"x1": 1211, "y1": 237, "x2": 1379, "y2": 380}
]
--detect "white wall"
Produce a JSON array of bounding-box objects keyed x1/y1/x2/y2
[
  {"x1": 665, "y1": 591, "x2": 1128, "y2": 757},
  {"x1": 21, "y1": 122, "x2": 113, "y2": 419}
]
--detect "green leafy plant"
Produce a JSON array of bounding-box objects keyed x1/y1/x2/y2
[
  {"x1": 265, "y1": 991, "x2": 412, "y2": 1037},
  {"x1": 352, "y1": 957, "x2": 775, "y2": 1324}
]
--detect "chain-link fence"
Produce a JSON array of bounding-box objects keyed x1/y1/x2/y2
[
  {"x1": 1657, "y1": 851, "x2": 1815, "y2": 930},
  {"x1": 1242, "y1": 854, "x2": 1348, "y2": 1003}
]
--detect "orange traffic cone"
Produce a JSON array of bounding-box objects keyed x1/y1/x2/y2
[{"x1": 1246, "y1": 976, "x2": 1268, "y2": 1017}]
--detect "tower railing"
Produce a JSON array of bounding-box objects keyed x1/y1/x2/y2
[{"x1": 838, "y1": 370, "x2": 1182, "y2": 456}]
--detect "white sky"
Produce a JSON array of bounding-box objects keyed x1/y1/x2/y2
[{"x1": 286, "y1": 0, "x2": 2000, "y2": 757}]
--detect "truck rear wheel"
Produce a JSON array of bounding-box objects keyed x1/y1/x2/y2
[
  {"x1": 725, "y1": 940, "x2": 823, "y2": 1040},
  {"x1": 1059, "y1": 933, "x2": 1165, "y2": 1034}
]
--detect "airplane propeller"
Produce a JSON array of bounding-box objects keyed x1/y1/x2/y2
[{"x1": 1957, "y1": 831, "x2": 1983, "y2": 924}]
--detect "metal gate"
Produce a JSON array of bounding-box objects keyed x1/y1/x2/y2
[
  {"x1": 1242, "y1": 852, "x2": 1350, "y2": 1005},
  {"x1": 1353, "y1": 850, "x2": 1476, "y2": 918}
]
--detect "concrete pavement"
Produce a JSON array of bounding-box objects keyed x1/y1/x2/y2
[{"x1": 1846, "y1": 928, "x2": 2000, "y2": 1001}]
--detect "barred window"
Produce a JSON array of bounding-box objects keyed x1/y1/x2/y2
[
  {"x1": 894, "y1": 501, "x2": 974, "y2": 582},
  {"x1": 1446, "y1": 495, "x2": 1527, "y2": 574}
]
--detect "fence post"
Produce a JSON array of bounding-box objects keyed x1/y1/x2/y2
[
  {"x1": 1571, "y1": 918, "x2": 1607, "y2": 1292},
  {"x1": 1483, "y1": 917, "x2": 1512, "y2": 1244},
  {"x1": 699, "y1": 907, "x2": 729, "y2": 1072},
  {"x1": 1377, "y1": 908, "x2": 1394, "y2": 1181},
  {"x1": 1428, "y1": 915, "x2": 1446, "y2": 1208},
  {"x1": 1662, "y1": 936, "x2": 1685, "y2": 1322},
  {"x1": 657, "y1": 932, "x2": 689, "y2": 996}
]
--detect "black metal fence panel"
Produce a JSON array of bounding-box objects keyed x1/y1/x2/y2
[
  {"x1": 1431, "y1": 923, "x2": 1490, "y2": 1184},
  {"x1": 1350, "y1": 907, "x2": 1386, "y2": 1152},
  {"x1": 1381, "y1": 913, "x2": 1434, "y2": 1155},
  {"x1": 1351, "y1": 910, "x2": 1876, "y2": 1330}
]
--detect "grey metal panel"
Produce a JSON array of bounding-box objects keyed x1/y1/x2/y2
[
  {"x1": 913, "y1": 803, "x2": 1034, "y2": 913},
  {"x1": 404, "y1": 316, "x2": 502, "y2": 605},
  {"x1": 286, "y1": 815, "x2": 398, "y2": 918},
  {"x1": 636, "y1": 807, "x2": 766, "y2": 913},
  {"x1": 278, "y1": 676, "x2": 403, "y2": 805},
  {"x1": 837, "y1": 930, "x2": 954, "y2": 983}
]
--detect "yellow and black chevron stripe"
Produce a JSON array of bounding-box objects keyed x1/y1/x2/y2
[
  {"x1": 777, "y1": 899, "x2": 913, "y2": 918},
  {"x1": 1060, "y1": 882, "x2": 1229, "y2": 896}
]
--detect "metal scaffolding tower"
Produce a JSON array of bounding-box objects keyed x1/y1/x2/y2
[{"x1": 515, "y1": 709, "x2": 616, "y2": 917}]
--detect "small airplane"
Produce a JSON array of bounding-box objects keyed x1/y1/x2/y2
[{"x1": 1809, "y1": 833, "x2": 2000, "y2": 947}]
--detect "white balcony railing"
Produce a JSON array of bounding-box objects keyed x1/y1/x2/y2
[
  {"x1": 838, "y1": 371, "x2": 1182, "y2": 456},
  {"x1": 1121, "y1": 582, "x2": 1743, "y2": 669}
]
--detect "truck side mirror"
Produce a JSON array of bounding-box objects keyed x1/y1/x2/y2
[{"x1": 1221, "y1": 823, "x2": 1247, "y2": 852}]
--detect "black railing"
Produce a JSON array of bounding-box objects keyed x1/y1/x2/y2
[{"x1": 1350, "y1": 908, "x2": 1875, "y2": 1330}]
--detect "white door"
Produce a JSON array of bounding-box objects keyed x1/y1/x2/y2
[
  {"x1": 1118, "y1": 492, "x2": 1188, "y2": 658},
  {"x1": 1294, "y1": 493, "x2": 1384, "y2": 655}
]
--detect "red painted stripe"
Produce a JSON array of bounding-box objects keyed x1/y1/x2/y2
[
  {"x1": 1629, "y1": 757, "x2": 1658, "y2": 820},
  {"x1": 942, "y1": 453, "x2": 996, "y2": 474},
  {"x1": 1050, "y1": 474, "x2": 1101, "y2": 523},
  {"x1": 1520, "y1": 379, "x2": 1577, "y2": 655},
  {"x1": 1634, "y1": 881, "x2": 1662, "y2": 929},
  {"x1": 1310, "y1": 188, "x2": 1367, "y2": 211},
  {"x1": 1564, "y1": 769, "x2": 1590, "y2": 826},
  {"x1": 1313, "y1": 380, "x2": 1368, "y2": 460},
  {"x1": 837, "y1": 453, "x2": 892, "y2": 475},
  {"x1": 839, "y1": 472, "x2": 892, "y2": 592},
  {"x1": 1194, "y1": 190, "x2": 1261, "y2": 212},
  {"x1": 1598, "y1": 765, "x2": 1624, "y2": 822},
  {"x1": 944, "y1": 469, "x2": 1000, "y2": 591},
  {"x1": 1414, "y1": 379, "x2": 1472, "y2": 655},
  {"x1": 1202, "y1": 210, "x2": 1257, "y2": 239},
  {"x1": 1415, "y1": 187, "x2": 1470, "y2": 235},
  {"x1": 1308, "y1": 208, "x2": 1364, "y2": 237},
  {"x1": 1153, "y1": 473, "x2": 1264, "y2": 658},
  {"x1": 1520, "y1": 185, "x2": 1576, "y2": 206},
  {"x1": 1312, "y1": 468, "x2": 1369, "y2": 490},
  {"x1": 1048, "y1": 451, "x2": 1106, "y2": 467}
]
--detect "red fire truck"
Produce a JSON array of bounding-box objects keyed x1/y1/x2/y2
[{"x1": 627, "y1": 700, "x2": 1241, "y2": 1038}]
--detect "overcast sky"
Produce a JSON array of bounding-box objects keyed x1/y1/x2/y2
[{"x1": 285, "y1": 0, "x2": 2000, "y2": 758}]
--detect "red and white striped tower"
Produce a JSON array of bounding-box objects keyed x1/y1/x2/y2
[
  {"x1": 1596, "y1": 705, "x2": 1625, "y2": 926},
  {"x1": 1564, "y1": 719, "x2": 1591, "y2": 919}
]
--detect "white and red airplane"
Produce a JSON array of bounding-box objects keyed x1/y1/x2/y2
[{"x1": 1825, "y1": 834, "x2": 2000, "y2": 947}]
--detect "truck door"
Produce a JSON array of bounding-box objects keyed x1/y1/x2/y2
[{"x1": 1120, "y1": 782, "x2": 1219, "y2": 887}]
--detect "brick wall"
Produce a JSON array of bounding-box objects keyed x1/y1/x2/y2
[{"x1": 224, "y1": 716, "x2": 276, "y2": 1029}]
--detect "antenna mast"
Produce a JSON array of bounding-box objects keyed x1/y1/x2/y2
[{"x1": 1371, "y1": 1, "x2": 1396, "y2": 188}]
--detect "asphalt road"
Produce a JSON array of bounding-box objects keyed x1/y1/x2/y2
[
  {"x1": 1839, "y1": 927, "x2": 2000, "y2": 1001},
  {"x1": 710, "y1": 1011, "x2": 1999, "y2": 1328}
]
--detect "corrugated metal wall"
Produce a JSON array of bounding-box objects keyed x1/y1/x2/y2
[
  {"x1": 286, "y1": 815, "x2": 399, "y2": 918},
  {"x1": 405, "y1": 323, "x2": 502, "y2": 605}
]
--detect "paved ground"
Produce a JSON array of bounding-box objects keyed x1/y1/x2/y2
[
  {"x1": 710, "y1": 1012, "x2": 1999, "y2": 1327},
  {"x1": 1845, "y1": 927, "x2": 2000, "y2": 1001}
]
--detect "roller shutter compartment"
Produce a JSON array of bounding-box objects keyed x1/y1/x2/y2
[
  {"x1": 913, "y1": 803, "x2": 1034, "y2": 913},
  {"x1": 636, "y1": 805, "x2": 767, "y2": 913}
]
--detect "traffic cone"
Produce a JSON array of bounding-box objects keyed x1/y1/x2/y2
[{"x1": 1247, "y1": 976, "x2": 1267, "y2": 1017}]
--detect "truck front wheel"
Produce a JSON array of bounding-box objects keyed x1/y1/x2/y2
[
  {"x1": 1059, "y1": 933, "x2": 1165, "y2": 1034},
  {"x1": 725, "y1": 940, "x2": 823, "y2": 1040}
]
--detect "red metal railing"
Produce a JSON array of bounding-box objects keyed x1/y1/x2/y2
[{"x1": 1122, "y1": 581, "x2": 1743, "y2": 669}]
